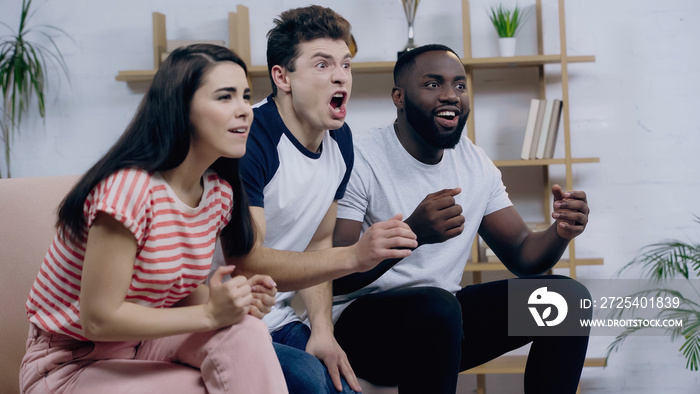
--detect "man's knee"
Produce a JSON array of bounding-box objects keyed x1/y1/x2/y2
[
  {"x1": 563, "y1": 277, "x2": 593, "y2": 321},
  {"x1": 563, "y1": 276, "x2": 591, "y2": 301},
  {"x1": 407, "y1": 287, "x2": 463, "y2": 337},
  {"x1": 274, "y1": 343, "x2": 329, "y2": 394},
  {"x1": 535, "y1": 275, "x2": 593, "y2": 322},
  {"x1": 541, "y1": 275, "x2": 591, "y2": 304}
]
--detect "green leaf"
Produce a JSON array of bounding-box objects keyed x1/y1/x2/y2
[
  {"x1": 0, "y1": 0, "x2": 72, "y2": 177},
  {"x1": 679, "y1": 330, "x2": 700, "y2": 371},
  {"x1": 488, "y1": 4, "x2": 525, "y2": 38},
  {"x1": 609, "y1": 218, "x2": 700, "y2": 371}
]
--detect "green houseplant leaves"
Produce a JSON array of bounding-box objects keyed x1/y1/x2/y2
[
  {"x1": 606, "y1": 217, "x2": 700, "y2": 371},
  {"x1": 0, "y1": 0, "x2": 71, "y2": 178},
  {"x1": 488, "y1": 4, "x2": 523, "y2": 38}
]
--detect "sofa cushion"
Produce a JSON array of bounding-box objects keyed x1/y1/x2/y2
[{"x1": 0, "y1": 175, "x2": 79, "y2": 394}]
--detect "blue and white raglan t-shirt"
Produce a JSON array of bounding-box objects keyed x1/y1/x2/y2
[{"x1": 242, "y1": 95, "x2": 353, "y2": 332}]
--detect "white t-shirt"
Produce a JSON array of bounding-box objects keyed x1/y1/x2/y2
[
  {"x1": 333, "y1": 124, "x2": 512, "y2": 322},
  {"x1": 212, "y1": 96, "x2": 353, "y2": 332}
]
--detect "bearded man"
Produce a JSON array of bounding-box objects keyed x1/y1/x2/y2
[{"x1": 330, "y1": 44, "x2": 592, "y2": 394}]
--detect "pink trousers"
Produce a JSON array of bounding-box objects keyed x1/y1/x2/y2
[{"x1": 20, "y1": 316, "x2": 288, "y2": 394}]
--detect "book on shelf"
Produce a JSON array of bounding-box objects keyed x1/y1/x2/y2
[
  {"x1": 520, "y1": 99, "x2": 542, "y2": 160},
  {"x1": 543, "y1": 99, "x2": 563, "y2": 159},
  {"x1": 528, "y1": 99, "x2": 547, "y2": 159},
  {"x1": 520, "y1": 98, "x2": 564, "y2": 160},
  {"x1": 535, "y1": 99, "x2": 555, "y2": 159}
]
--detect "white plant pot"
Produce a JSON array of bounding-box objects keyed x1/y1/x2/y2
[{"x1": 498, "y1": 37, "x2": 516, "y2": 57}]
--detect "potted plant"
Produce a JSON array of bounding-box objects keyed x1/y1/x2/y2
[
  {"x1": 0, "y1": 0, "x2": 71, "y2": 178},
  {"x1": 606, "y1": 217, "x2": 700, "y2": 370},
  {"x1": 488, "y1": 3, "x2": 525, "y2": 57}
]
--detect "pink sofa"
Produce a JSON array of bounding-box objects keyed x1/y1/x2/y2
[
  {"x1": 0, "y1": 175, "x2": 412, "y2": 394},
  {"x1": 0, "y1": 175, "x2": 79, "y2": 394}
]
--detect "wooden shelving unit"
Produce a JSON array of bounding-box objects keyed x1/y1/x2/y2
[
  {"x1": 458, "y1": 1, "x2": 604, "y2": 393},
  {"x1": 117, "y1": 56, "x2": 597, "y2": 81},
  {"x1": 461, "y1": 0, "x2": 600, "y2": 283},
  {"x1": 115, "y1": 5, "x2": 252, "y2": 82},
  {"x1": 115, "y1": 2, "x2": 604, "y2": 392},
  {"x1": 463, "y1": 354, "x2": 606, "y2": 375},
  {"x1": 462, "y1": 354, "x2": 607, "y2": 394},
  {"x1": 464, "y1": 258, "x2": 603, "y2": 272}
]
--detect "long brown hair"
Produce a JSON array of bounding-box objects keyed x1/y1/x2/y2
[{"x1": 57, "y1": 44, "x2": 255, "y2": 257}]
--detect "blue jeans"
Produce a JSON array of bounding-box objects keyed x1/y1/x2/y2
[{"x1": 272, "y1": 321, "x2": 356, "y2": 394}]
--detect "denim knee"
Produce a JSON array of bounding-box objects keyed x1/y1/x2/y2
[{"x1": 274, "y1": 342, "x2": 329, "y2": 394}]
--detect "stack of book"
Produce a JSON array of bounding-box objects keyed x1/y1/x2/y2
[{"x1": 520, "y1": 98, "x2": 563, "y2": 160}]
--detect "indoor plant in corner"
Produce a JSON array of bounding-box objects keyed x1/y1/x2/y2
[
  {"x1": 488, "y1": 3, "x2": 525, "y2": 57},
  {"x1": 606, "y1": 217, "x2": 700, "y2": 371},
  {"x1": 0, "y1": 0, "x2": 70, "y2": 178}
]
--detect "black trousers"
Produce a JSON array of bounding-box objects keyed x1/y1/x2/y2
[{"x1": 334, "y1": 276, "x2": 591, "y2": 394}]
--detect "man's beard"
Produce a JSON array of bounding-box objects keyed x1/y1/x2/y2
[{"x1": 405, "y1": 98, "x2": 468, "y2": 150}]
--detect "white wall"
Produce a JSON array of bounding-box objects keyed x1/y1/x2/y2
[{"x1": 1, "y1": 0, "x2": 699, "y2": 392}]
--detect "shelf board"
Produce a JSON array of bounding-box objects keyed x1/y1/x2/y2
[
  {"x1": 461, "y1": 355, "x2": 606, "y2": 375},
  {"x1": 464, "y1": 54, "x2": 595, "y2": 69},
  {"x1": 349, "y1": 61, "x2": 398, "y2": 74},
  {"x1": 115, "y1": 65, "x2": 269, "y2": 82},
  {"x1": 115, "y1": 62, "x2": 420, "y2": 81},
  {"x1": 341, "y1": 55, "x2": 596, "y2": 74},
  {"x1": 249, "y1": 65, "x2": 269, "y2": 78},
  {"x1": 464, "y1": 258, "x2": 604, "y2": 272},
  {"x1": 493, "y1": 157, "x2": 600, "y2": 167},
  {"x1": 116, "y1": 54, "x2": 595, "y2": 82},
  {"x1": 115, "y1": 69, "x2": 157, "y2": 82}
]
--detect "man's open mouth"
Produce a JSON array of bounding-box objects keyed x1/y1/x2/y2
[
  {"x1": 330, "y1": 92, "x2": 346, "y2": 112},
  {"x1": 435, "y1": 110, "x2": 457, "y2": 121}
]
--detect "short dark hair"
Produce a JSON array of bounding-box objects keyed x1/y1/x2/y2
[
  {"x1": 393, "y1": 44, "x2": 461, "y2": 86},
  {"x1": 266, "y1": 5, "x2": 352, "y2": 96}
]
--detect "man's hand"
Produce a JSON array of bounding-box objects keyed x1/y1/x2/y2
[
  {"x1": 352, "y1": 214, "x2": 417, "y2": 272},
  {"x1": 404, "y1": 188, "x2": 465, "y2": 246},
  {"x1": 247, "y1": 275, "x2": 277, "y2": 318},
  {"x1": 551, "y1": 184, "x2": 589, "y2": 240},
  {"x1": 306, "y1": 329, "x2": 362, "y2": 392}
]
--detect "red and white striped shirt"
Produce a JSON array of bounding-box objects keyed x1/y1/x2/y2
[{"x1": 26, "y1": 168, "x2": 233, "y2": 340}]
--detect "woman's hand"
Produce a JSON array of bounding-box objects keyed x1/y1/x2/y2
[
  {"x1": 206, "y1": 266, "x2": 253, "y2": 328},
  {"x1": 247, "y1": 275, "x2": 278, "y2": 318}
]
